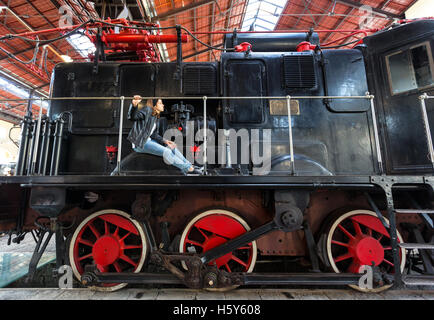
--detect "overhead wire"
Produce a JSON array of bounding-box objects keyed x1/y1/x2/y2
[
  {"x1": 0, "y1": 13, "x2": 411, "y2": 67},
  {"x1": 43, "y1": 46, "x2": 50, "y2": 78},
  {"x1": 0, "y1": 19, "x2": 237, "y2": 52},
  {"x1": 318, "y1": 38, "x2": 362, "y2": 49},
  {"x1": 0, "y1": 36, "x2": 40, "y2": 65},
  {"x1": 0, "y1": 20, "x2": 93, "y2": 44}
]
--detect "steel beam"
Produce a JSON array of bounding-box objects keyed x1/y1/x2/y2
[
  {"x1": 225, "y1": 0, "x2": 235, "y2": 30},
  {"x1": 193, "y1": 8, "x2": 198, "y2": 62},
  {"x1": 94, "y1": 2, "x2": 138, "y2": 8},
  {"x1": 0, "y1": 39, "x2": 50, "y2": 86},
  {"x1": 322, "y1": 7, "x2": 354, "y2": 43},
  {"x1": 151, "y1": 0, "x2": 215, "y2": 22},
  {"x1": 293, "y1": 0, "x2": 313, "y2": 29},
  {"x1": 62, "y1": 0, "x2": 86, "y2": 23},
  {"x1": 0, "y1": 68, "x2": 46, "y2": 97},
  {"x1": 23, "y1": 0, "x2": 56, "y2": 28},
  {"x1": 209, "y1": 2, "x2": 215, "y2": 61},
  {"x1": 335, "y1": 0, "x2": 403, "y2": 19},
  {"x1": 311, "y1": 1, "x2": 336, "y2": 29},
  {"x1": 327, "y1": 0, "x2": 398, "y2": 46},
  {"x1": 302, "y1": 0, "x2": 318, "y2": 27},
  {"x1": 0, "y1": 1, "x2": 65, "y2": 61},
  {"x1": 0, "y1": 110, "x2": 22, "y2": 124}
]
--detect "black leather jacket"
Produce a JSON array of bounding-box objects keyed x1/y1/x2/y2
[{"x1": 127, "y1": 103, "x2": 165, "y2": 148}]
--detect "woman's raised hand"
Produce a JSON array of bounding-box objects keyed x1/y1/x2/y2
[
  {"x1": 165, "y1": 140, "x2": 176, "y2": 149},
  {"x1": 132, "y1": 95, "x2": 142, "y2": 107}
]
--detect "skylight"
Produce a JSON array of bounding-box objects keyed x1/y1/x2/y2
[
  {"x1": 241, "y1": 0, "x2": 287, "y2": 31},
  {"x1": 67, "y1": 33, "x2": 96, "y2": 59},
  {"x1": 0, "y1": 76, "x2": 49, "y2": 111}
]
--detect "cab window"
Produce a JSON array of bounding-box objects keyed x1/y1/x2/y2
[{"x1": 386, "y1": 42, "x2": 434, "y2": 95}]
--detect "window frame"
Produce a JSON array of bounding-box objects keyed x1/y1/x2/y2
[{"x1": 385, "y1": 41, "x2": 434, "y2": 96}]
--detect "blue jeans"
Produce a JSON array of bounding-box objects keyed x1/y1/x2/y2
[{"x1": 133, "y1": 139, "x2": 192, "y2": 173}]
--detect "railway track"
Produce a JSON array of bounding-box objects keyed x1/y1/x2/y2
[{"x1": 0, "y1": 287, "x2": 432, "y2": 300}]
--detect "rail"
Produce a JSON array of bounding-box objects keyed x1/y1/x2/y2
[
  {"x1": 4, "y1": 94, "x2": 383, "y2": 177},
  {"x1": 419, "y1": 93, "x2": 434, "y2": 168}
]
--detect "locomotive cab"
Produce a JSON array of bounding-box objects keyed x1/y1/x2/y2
[{"x1": 363, "y1": 19, "x2": 434, "y2": 175}]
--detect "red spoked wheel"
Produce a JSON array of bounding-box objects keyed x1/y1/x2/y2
[
  {"x1": 179, "y1": 209, "x2": 257, "y2": 275},
  {"x1": 69, "y1": 209, "x2": 147, "y2": 291},
  {"x1": 324, "y1": 209, "x2": 406, "y2": 292}
]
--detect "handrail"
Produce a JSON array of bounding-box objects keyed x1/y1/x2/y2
[
  {"x1": 203, "y1": 96, "x2": 208, "y2": 174},
  {"x1": 30, "y1": 98, "x2": 45, "y2": 175},
  {"x1": 286, "y1": 96, "x2": 294, "y2": 175},
  {"x1": 116, "y1": 96, "x2": 125, "y2": 175},
  {"x1": 9, "y1": 94, "x2": 382, "y2": 176},
  {"x1": 0, "y1": 95, "x2": 374, "y2": 102},
  {"x1": 368, "y1": 94, "x2": 383, "y2": 174},
  {"x1": 419, "y1": 93, "x2": 434, "y2": 168}
]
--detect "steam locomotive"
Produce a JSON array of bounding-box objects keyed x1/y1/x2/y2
[{"x1": 0, "y1": 19, "x2": 433, "y2": 292}]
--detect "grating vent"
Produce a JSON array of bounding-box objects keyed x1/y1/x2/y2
[
  {"x1": 283, "y1": 55, "x2": 317, "y2": 88},
  {"x1": 183, "y1": 65, "x2": 217, "y2": 95}
]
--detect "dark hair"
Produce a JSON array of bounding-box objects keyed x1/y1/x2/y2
[
  {"x1": 146, "y1": 99, "x2": 163, "y2": 118},
  {"x1": 146, "y1": 99, "x2": 159, "y2": 108}
]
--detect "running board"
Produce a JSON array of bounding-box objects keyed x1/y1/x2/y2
[
  {"x1": 241, "y1": 273, "x2": 360, "y2": 286},
  {"x1": 399, "y1": 243, "x2": 434, "y2": 250},
  {"x1": 81, "y1": 271, "x2": 361, "y2": 287},
  {"x1": 81, "y1": 272, "x2": 183, "y2": 285},
  {"x1": 394, "y1": 209, "x2": 434, "y2": 228},
  {"x1": 394, "y1": 209, "x2": 434, "y2": 214},
  {"x1": 402, "y1": 275, "x2": 434, "y2": 286}
]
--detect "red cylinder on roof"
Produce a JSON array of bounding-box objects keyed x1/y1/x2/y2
[{"x1": 102, "y1": 34, "x2": 188, "y2": 43}]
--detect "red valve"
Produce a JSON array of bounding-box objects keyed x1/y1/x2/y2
[
  {"x1": 235, "y1": 42, "x2": 252, "y2": 52},
  {"x1": 106, "y1": 146, "x2": 118, "y2": 163},
  {"x1": 296, "y1": 41, "x2": 316, "y2": 52}
]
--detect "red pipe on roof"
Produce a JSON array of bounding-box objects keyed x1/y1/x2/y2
[{"x1": 102, "y1": 34, "x2": 188, "y2": 43}]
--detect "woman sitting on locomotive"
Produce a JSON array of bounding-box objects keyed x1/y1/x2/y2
[{"x1": 127, "y1": 95, "x2": 203, "y2": 175}]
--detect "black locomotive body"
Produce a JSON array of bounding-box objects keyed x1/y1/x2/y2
[
  {"x1": 47, "y1": 35, "x2": 375, "y2": 176},
  {"x1": 0, "y1": 20, "x2": 433, "y2": 291}
]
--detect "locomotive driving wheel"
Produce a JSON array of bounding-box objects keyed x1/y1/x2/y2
[
  {"x1": 69, "y1": 209, "x2": 147, "y2": 291},
  {"x1": 319, "y1": 209, "x2": 406, "y2": 292},
  {"x1": 179, "y1": 209, "x2": 257, "y2": 289}
]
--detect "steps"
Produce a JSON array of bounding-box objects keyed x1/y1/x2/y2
[
  {"x1": 402, "y1": 275, "x2": 434, "y2": 286},
  {"x1": 395, "y1": 208, "x2": 434, "y2": 285}
]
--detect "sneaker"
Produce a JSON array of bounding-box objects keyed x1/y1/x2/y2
[
  {"x1": 187, "y1": 168, "x2": 203, "y2": 175},
  {"x1": 193, "y1": 165, "x2": 204, "y2": 172}
]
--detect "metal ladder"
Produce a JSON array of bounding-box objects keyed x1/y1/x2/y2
[
  {"x1": 395, "y1": 208, "x2": 434, "y2": 286},
  {"x1": 393, "y1": 94, "x2": 434, "y2": 286}
]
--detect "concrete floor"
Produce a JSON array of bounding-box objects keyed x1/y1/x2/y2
[{"x1": 0, "y1": 287, "x2": 432, "y2": 300}]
